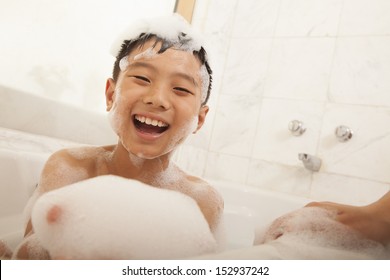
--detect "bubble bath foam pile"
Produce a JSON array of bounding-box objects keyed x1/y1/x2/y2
[
  {"x1": 255, "y1": 207, "x2": 390, "y2": 260},
  {"x1": 31, "y1": 175, "x2": 218, "y2": 260}
]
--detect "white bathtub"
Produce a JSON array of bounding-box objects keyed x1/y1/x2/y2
[
  {"x1": 0, "y1": 128, "x2": 80, "y2": 250},
  {"x1": 0, "y1": 127, "x2": 312, "y2": 256},
  {"x1": 2, "y1": 127, "x2": 389, "y2": 260},
  {"x1": 211, "y1": 179, "x2": 310, "y2": 251}
]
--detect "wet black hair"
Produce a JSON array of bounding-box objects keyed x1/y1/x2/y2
[{"x1": 112, "y1": 32, "x2": 212, "y2": 105}]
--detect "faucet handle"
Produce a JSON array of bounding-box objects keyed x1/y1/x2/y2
[
  {"x1": 288, "y1": 120, "x2": 306, "y2": 136},
  {"x1": 335, "y1": 125, "x2": 353, "y2": 142}
]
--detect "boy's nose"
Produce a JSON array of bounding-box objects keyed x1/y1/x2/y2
[{"x1": 142, "y1": 87, "x2": 171, "y2": 110}]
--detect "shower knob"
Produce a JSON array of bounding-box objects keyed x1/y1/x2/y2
[
  {"x1": 288, "y1": 120, "x2": 306, "y2": 136},
  {"x1": 335, "y1": 125, "x2": 353, "y2": 142}
]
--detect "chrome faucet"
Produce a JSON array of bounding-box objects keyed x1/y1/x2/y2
[{"x1": 298, "y1": 153, "x2": 322, "y2": 172}]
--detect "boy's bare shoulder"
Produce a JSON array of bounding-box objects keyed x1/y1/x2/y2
[
  {"x1": 39, "y1": 146, "x2": 113, "y2": 192},
  {"x1": 186, "y1": 175, "x2": 222, "y2": 199},
  {"x1": 182, "y1": 174, "x2": 224, "y2": 232}
]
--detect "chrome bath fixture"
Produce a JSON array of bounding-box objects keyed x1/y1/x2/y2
[
  {"x1": 335, "y1": 125, "x2": 353, "y2": 142},
  {"x1": 288, "y1": 120, "x2": 306, "y2": 136},
  {"x1": 298, "y1": 153, "x2": 322, "y2": 172}
]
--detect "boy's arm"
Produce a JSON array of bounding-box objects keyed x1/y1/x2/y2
[
  {"x1": 305, "y1": 192, "x2": 390, "y2": 245},
  {"x1": 196, "y1": 184, "x2": 224, "y2": 234},
  {"x1": 15, "y1": 149, "x2": 89, "y2": 259},
  {"x1": 24, "y1": 149, "x2": 89, "y2": 236}
]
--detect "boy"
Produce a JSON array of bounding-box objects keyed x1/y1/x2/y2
[{"x1": 13, "y1": 14, "x2": 223, "y2": 259}]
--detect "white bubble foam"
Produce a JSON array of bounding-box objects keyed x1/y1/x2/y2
[
  {"x1": 256, "y1": 207, "x2": 390, "y2": 259},
  {"x1": 31, "y1": 175, "x2": 217, "y2": 259},
  {"x1": 119, "y1": 56, "x2": 129, "y2": 71},
  {"x1": 133, "y1": 47, "x2": 157, "y2": 61},
  {"x1": 110, "y1": 13, "x2": 204, "y2": 57},
  {"x1": 151, "y1": 161, "x2": 182, "y2": 187}
]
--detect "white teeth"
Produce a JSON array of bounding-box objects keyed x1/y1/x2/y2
[{"x1": 135, "y1": 115, "x2": 168, "y2": 127}]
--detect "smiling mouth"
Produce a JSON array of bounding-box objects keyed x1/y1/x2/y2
[{"x1": 133, "y1": 115, "x2": 169, "y2": 135}]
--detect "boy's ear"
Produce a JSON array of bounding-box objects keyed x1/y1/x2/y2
[
  {"x1": 105, "y1": 78, "x2": 116, "y2": 111},
  {"x1": 193, "y1": 105, "x2": 209, "y2": 134}
]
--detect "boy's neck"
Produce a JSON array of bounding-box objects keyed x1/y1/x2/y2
[{"x1": 107, "y1": 142, "x2": 173, "y2": 185}]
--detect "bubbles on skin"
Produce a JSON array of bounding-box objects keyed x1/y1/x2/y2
[
  {"x1": 119, "y1": 56, "x2": 129, "y2": 72},
  {"x1": 256, "y1": 207, "x2": 390, "y2": 259},
  {"x1": 128, "y1": 152, "x2": 145, "y2": 168},
  {"x1": 107, "y1": 88, "x2": 147, "y2": 167},
  {"x1": 110, "y1": 50, "x2": 203, "y2": 162},
  {"x1": 38, "y1": 156, "x2": 89, "y2": 191},
  {"x1": 151, "y1": 161, "x2": 183, "y2": 188},
  {"x1": 165, "y1": 115, "x2": 199, "y2": 155},
  {"x1": 66, "y1": 146, "x2": 112, "y2": 161},
  {"x1": 12, "y1": 234, "x2": 50, "y2": 260},
  {"x1": 108, "y1": 87, "x2": 123, "y2": 138},
  {"x1": 133, "y1": 47, "x2": 157, "y2": 60},
  {"x1": 0, "y1": 240, "x2": 12, "y2": 259}
]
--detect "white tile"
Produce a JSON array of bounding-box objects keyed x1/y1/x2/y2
[
  {"x1": 253, "y1": 98, "x2": 325, "y2": 166},
  {"x1": 173, "y1": 145, "x2": 208, "y2": 178},
  {"x1": 264, "y1": 38, "x2": 335, "y2": 101},
  {"x1": 231, "y1": 0, "x2": 280, "y2": 38},
  {"x1": 202, "y1": 34, "x2": 229, "y2": 98},
  {"x1": 204, "y1": 152, "x2": 250, "y2": 183},
  {"x1": 209, "y1": 94, "x2": 261, "y2": 157},
  {"x1": 192, "y1": 0, "x2": 210, "y2": 25},
  {"x1": 202, "y1": 0, "x2": 238, "y2": 36},
  {"x1": 339, "y1": 0, "x2": 390, "y2": 36},
  {"x1": 275, "y1": 0, "x2": 342, "y2": 37},
  {"x1": 311, "y1": 173, "x2": 390, "y2": 206},
  {"x1": 247, "y1": 159, "x2": 312, "y2": 197},
  {"x1": 318, "y1": 103, "x2": 390, "y2": 183},
  {"x1": 329, "y1": 37, "x2": 390, "y2": 107},
  {"x1": 222, "y1": 38, "x2": 273, "y2": 97}
]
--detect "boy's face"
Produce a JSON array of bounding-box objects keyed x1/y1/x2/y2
[{"x1": 105, "y1": 39, "x2": 209, "y2": 159}]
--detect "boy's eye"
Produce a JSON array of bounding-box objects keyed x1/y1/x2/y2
[
  {"x1": 132, "y1": 75, "x2": 150, "y2": 83},
  {"x1": 173, "y1": 87, "x2": 193, "y2": 95}
]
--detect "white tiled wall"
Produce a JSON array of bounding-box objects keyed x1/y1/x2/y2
[{"x1": 175, "y1": 0, "x2": 390, "y2": 205}]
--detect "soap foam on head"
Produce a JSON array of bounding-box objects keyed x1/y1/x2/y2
[
  {"x1": 133, "y1": 47, "x2": 157, "y2": 61},
  {"x1": 110, "y1": 13, "x2": 204, "y2": 57}
]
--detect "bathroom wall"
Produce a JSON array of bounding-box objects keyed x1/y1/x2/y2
[
  {"x1": 175, "y1": 0, "x2": 390, "y2": 205},
  {"x1": 0, "y1": 0, "x2": 175, "y2": 112}
]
